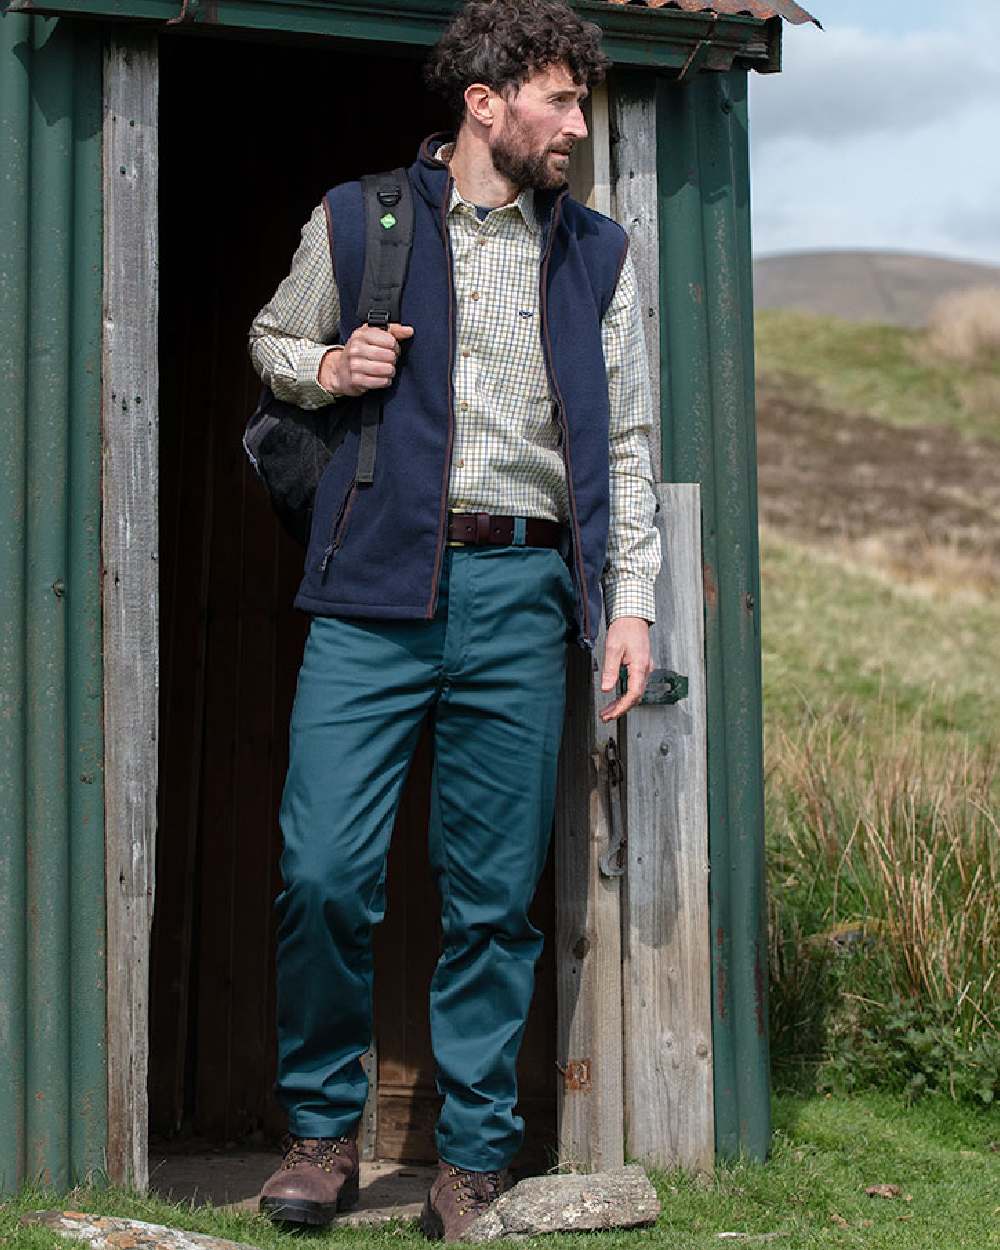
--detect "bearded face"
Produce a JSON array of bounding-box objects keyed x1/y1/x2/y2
[
  {"x1": 486, "y1": 64, "x2": 587, "y2": 192},
  {"x1": 490, "y1": 99, "x2": 575, "y2": 191}
]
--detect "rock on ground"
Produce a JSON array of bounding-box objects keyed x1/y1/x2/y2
[
  {"x1": 21, "y1": 1212, "x2": 255, "y2": 1250},
  {"x1": 462, "y1": 1165, "x2": 660, "y2": 1242}
]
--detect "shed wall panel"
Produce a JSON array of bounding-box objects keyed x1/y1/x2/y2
[
  {"x1": 0, "y1": 12, "x2": 106, "y2": 1197},
  {"x1": 657, "y1": 68, "x2": 770, "y2": 1161}
]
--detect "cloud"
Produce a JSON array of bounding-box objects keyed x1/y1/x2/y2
[
  {"x1": 751, "y1": 24, "x2": 1000, "y2": 146},
  {"x1": 748, "y1": 14, "x2": 1000, "y2": 264}
]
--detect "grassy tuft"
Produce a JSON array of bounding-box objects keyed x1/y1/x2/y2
[
  {"x1": 755, "y1": 309, "x2": 1000, "y2": 441},
  {"x1": 768, "y1": 710, "x2": 998, "y2": 1016},
  {"x1": 926, "y1": 287, "x2": 1000, "y2": 366},
  {"x1": 3, "y1": 1094, "x2": 999, "y2": 1249}
]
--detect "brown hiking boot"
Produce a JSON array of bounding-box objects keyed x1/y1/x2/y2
[
  {"x1": 259, "y1": 1131, "x2": 360, "y2": 1226},
  {"x1": 420, "y1": 1161, "x2": 509, "y2": 1241}
]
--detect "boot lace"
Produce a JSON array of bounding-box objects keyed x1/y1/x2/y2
[
  {"x1": 447, "y1": 1165, "x2": 503, "y2": 1217},
  {"x1": 281, "y1": 1133, "x2": 351, "y2": 1173}
]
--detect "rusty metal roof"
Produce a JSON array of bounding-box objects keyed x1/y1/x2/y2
[{"x1": 602, "y1": 0, "x2": 820, "y2": 26}]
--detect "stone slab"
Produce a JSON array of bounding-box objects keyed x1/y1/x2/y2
[
  {"x1": 22, "y1": 1212, "x2": 255, "y2": 1250},
  {"x1": 463, "y1": 1165, "x2": 661, "y2": 1241}
]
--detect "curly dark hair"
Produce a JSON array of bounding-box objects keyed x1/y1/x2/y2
[{"x1": 424, "y1": 0, "x2": 609, "y2": 127}]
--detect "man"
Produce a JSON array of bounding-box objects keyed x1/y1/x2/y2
[{"x1": 248, "y1": 0, "x2": 660, "y2": 1238}]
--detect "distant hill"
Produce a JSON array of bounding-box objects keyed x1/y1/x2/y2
[{"x1": 753, "y1": 250, "x2": 1000, "y2": 328}]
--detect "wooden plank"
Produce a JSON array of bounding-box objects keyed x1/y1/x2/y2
[
  {"x1": 567, "y1": 82, "x2": 612, "y2": 217},
  {"x1": 102, "y1": 33, "x2": 159, "y2": 1192},
  {"x1": 610, "y1": 75, "x2": 662, "y2": 481},
  {"x1": 588, "y1": 83, "x2": 613, "y2": 217},
  {"x1": 622, "y1": 483, "x2": 712, "y2": 1172},
  {"x1": 555, "y1": 98, "x2": 625, "y2": 1177},
  {"x1": 554, "y1": 637, "x2": 625, "y2": 1173}
]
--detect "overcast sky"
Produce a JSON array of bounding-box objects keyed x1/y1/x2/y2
[{"x1": 748, "y1": 0, "x2": 1000, "y2": 264}]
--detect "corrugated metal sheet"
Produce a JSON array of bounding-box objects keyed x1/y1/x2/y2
[
  {"x1": 0, "y1": 11, "x2": 107, "y2": 1196},
  {"x1": 603, "y1": 0, "x2": 819, "y2": 25},
  {"x1": 656, "y1": 69, "x2": 770, "y2": 1160}
]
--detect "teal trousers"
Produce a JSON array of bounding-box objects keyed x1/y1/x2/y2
[{"x1": 275, "y1": 544, "x2": 573, "y2": 1171}]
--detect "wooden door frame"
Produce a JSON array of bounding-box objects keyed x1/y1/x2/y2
[
  {"x1": 99, "y1": 33, "x2": 702, "y2": 1185},
  {"x1": 102, "y1": 29, "x2": 159, "y2": 1190}
]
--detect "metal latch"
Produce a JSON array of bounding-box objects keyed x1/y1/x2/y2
[
  {"x1": 599, "y1": 739, "x2": 626, "y2": 879},
  {"x1": 640, "y1": 668, "x2": 689, "y2": 705},
  {"x1": 618, "y1": 666, "x2": 689, "y2": 706}
]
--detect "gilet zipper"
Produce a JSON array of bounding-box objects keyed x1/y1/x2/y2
[
  {"x1": 538, "y1": 191, "x2": 592, "y2": 646},
  {"x1": 318, "y1": 480, "x2": 357, "y2": 575},
  {"x1": 426, "y1": 173, "x2": 458, "y2": 620}
]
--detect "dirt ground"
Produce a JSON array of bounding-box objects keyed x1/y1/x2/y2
[{"x1": 756, "y1": 374, "x2": 1000, "y2": 590}]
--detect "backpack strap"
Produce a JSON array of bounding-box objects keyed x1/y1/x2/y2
[{"x1": 354, "y1": 168, "x2": 414, "y2": 486}]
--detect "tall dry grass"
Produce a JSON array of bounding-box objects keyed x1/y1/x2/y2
[
  {"x1": 767, "y1": 712, "x2": 999, "y2": 1043},
  {"x1": 925, "y1": 286, "x2": 1000, "y2": 365}
]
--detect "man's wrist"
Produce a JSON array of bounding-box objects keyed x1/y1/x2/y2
[{"x1": 317, "y1": 345, "x2": 345, "y2": 397}]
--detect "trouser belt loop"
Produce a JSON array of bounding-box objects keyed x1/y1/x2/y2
[{"x1": 512, "y1": 517, "x2": 527, "y2": 546}]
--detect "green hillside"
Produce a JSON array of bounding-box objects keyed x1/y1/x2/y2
[
  {"x1": 755, "y1": 309, "x2": 1000, "y2": 441},
  {"x1": 754, "y1": 310, "x2": 999, "y2": 1112}
]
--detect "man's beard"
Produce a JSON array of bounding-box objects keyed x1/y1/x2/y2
[{"x1": 491, "y1": 111, "x2": 571, "y2": 192}]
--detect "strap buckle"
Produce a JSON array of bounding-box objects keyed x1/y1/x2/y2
[{"x1": 367, "y1": 308, "x2": 391, "y2": 330}]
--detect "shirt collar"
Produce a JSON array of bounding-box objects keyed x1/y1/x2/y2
[{"x1": 435, "y1": 142, "x2": 539, "y2": 236}]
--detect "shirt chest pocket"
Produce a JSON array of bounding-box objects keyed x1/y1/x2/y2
[{"x1": 474, "y1": 298, "x2": 551, "y2": 417}]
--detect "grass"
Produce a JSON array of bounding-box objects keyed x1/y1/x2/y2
[
  {"x1": 7, "y1": 311, "x2": 1000, "y2": 1247},
  {"x1": 2, "y1": 1095, "x2": 998, "y2": 1250},
  {"x1": 760, "y1": 528, "x2": 1000, "y2": 749},
  {"x1": 755, "y1": 310, "x2": 1000, "y2": 442}
]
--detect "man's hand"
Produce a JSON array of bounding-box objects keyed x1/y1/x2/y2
[
  {"x1": 600, "y1": 616, "x2": 654, "y2": 722},
  {"x1": 319, "y1": 322, "x2": 414, "y2": 397}
]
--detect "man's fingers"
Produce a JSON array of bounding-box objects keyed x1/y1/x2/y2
[
  {"x1": 599, "y1": 653, "x2": 656, "y2": 721},
  {"x1": 600, "y1": 662, "x2": 640, "y2": 721},
  {"x1": 341, "y1": 323, "x2": 414, "y2": 394},
  {"x1": 601, "y1": 640, "x2": 624, "y2": 692},
  {"x1": 352, "y1": 335, "x2": 399, "y2": 362}
]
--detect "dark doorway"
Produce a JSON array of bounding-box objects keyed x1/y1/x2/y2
[{"x1": 152, "y1": 33, "x2": 557, "y2": 1171}]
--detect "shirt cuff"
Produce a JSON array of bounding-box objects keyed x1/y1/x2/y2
[
  {"x1": 603, "y1": 575, "x2": 657, "y2": 626},
  {"x1": 296, "y1": 343, "x2": 343, "y2": 406}
]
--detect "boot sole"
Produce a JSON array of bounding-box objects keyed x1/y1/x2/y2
[{"x1": 260, "y1": 1173, "x2": 360, "y2": 1226}]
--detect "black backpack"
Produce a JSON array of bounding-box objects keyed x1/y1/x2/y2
[{"x1": 243, "y1": 169, "x2": 415, "y2": 547}]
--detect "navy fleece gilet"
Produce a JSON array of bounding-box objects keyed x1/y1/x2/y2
[{"x1": 294, "y1": 135, "x2": 629, "y2": 649}]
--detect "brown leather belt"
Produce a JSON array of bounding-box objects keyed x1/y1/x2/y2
[{"x1": 447, "y1": 511, "x2": 565, "y2": 550}]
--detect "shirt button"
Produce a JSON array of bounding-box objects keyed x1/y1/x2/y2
[
  {"x1": 462, "y1": 349, "x2": 471, "y2": 359},
  {"x1": 477, "y1": 237, "x2": 487, "y2": 246},
  {"x1": 459, "y1": 401, "x2": 469, "y2": 411},
  {"x1": 457, "y1": 458, "x2": 465, "y2": 468},
  {"x1": 470, "y1": 291, "x2": 480, "y2": 301}
]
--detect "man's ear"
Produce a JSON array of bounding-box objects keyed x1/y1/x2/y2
[{"x1": 463, "y1": 82, "x2": 496, "y2": 129}]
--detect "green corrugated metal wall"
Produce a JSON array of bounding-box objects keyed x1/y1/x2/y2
[
  {"x1": 0, "y1": 11, "x2": 107, "y2": 1195},
  {"x1": 657, "y1": 67, "x2": 770, "y2": 1161},
  {"x1": 0, "y1": 7, "x2": 772, "y2": 1194}
]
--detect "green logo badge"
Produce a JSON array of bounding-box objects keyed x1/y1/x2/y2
[{"x1": 380, "y1": 212, "x2": 397, "y2": 231}]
